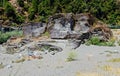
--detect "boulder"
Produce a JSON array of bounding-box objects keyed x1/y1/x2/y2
[
  {"x1": 37, "y1": 43, "x2": 63, "y2": 54},
  {"x1": 22, "y1": 22, "x2": 47, "y2": 38},
  {"x1": 48, "y1": 13, "x2": 75, "y2": 39}
]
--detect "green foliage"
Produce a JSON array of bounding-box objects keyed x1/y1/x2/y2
[
  {"x1": 4, "y1": 2, "x2": 24, "y2": 24},
  {"x1": 17, "y1": 0, "x2": 24, "y2": 7},
  {"x1": 85, "y1": 36, "x2": 115, "y2": 46},
  {"x1": 23, "y1": 3, "x2": 29, "y2": 11},
  {"x1": 0, "y1": 31, "x2": 23, "y2": 44},
  {"x1": 89, "y1": 36, "x2": 100, "y2": 45},
  {"x1": 67, "y1": 51, "x2": 77, "y2": 62},
  {"x1": 28, "y1": 7, "x2": 35, "y2": 20},
  {"x1": 1, "y1": 0, "x2": 120, "y2": 25},
  {"x1": 0, "y1": 0, "x2": 7, "y2": 7},
  {"x1": 5, "y1": 2, "x2": 16, "y2": 18},
  {"x1": 14, "y1": 14, "x2": 24, "y2": 24}
]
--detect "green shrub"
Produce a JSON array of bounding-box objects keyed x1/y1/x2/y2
[
  {"x1": 23, "y1": 3, "x2": 29, "y2": 11},
  {"x1": 17, "y1": 0, "x2": 24, "y2": 7},
  {"x1": 0, "y1": 31, "x2": 23, "y2": 44},
  {"x1": 28, "y1": 7, "x2": 35, "y2": 20},
  {"x1": 67, "y1": 51, "x2": 77, "y2": 62},
  {"x1": 14, "y1": 14, "x2": 24, "y2": 24},
  {"x1": 85, "y1": 36, "x2": 115, "y2": 46},
  {"x1": 89, "y1": 36, "x2": 100, "y2": 45},
  {"x1": 5, "y1": 2, "x2": 16, "y2": 18}
]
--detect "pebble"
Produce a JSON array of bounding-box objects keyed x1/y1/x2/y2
[{"x1": 6, "y1": 64, "x2": 12, "y2": 69}]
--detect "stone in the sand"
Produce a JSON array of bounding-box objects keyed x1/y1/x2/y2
[{"x1": 37, "y1": 43, "x2": 63, "y2": 54}]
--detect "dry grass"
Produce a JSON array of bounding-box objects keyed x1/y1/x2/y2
[
  {"x1": 99, "y1": 65, "x2": 120, "y2": 76},
  {"x1": 76, "y1": 72, "x2": 102, "y2": 76},
  {"x1": 107, "y1": 58, "x2": 120, "y2": 62}
]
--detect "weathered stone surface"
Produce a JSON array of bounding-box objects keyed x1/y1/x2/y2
[
  {"x1": 37, "y1": 43, "x2": 63, "y2": 53},
  {"x1": 89, "y1": 22, "x2": 113, "y2": 41},
  {"x1": 68, "y1": 39, "x2": 81, "y2": 49},
  {"x1": 47, "y1": 13, "x2": 96, "y2": 39},
  {"x1": 6, "y1": 43, "x2": 20, "y2": 54},
  {"x1": 48, "y1": 13, "x2": 75, "y2": 39},
  {"x1": 22, "y1": 22, "x2": 47, "y2": 38},
  {"x1": 74, "y1": 13, "x2": 95, "y2": 33},
  {"x1": 19, "y1": 38, "x2": 33, "y2": 46},
  {"x1": 1, "y1": 13, "x2": 112, "y2": 50},
  {"x1": 47, "y1": 13, "x2": 112, "y2": 45}
]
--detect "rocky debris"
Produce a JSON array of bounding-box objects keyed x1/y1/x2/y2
[
  {"x1": 22, "y1": 22, "x2": 47, "y2": 38},
  {"x1": 19, "y1": 38, "x2": 33, "y2": 46},
  {"x1": 5, "y1": 43, "x2": 20, "y2": 54},
  {"x1": 36, "y1": 43, "x2": 63, "y2": 54},
  {"x1": 11, "y1": 42, "x2": 63, "y2": 62},
  {"x1": 3, "y1": 38, "x2": 33, "y2": 54},
  {"x1": 89, "y1": 22, "x2": 113, "y2": 41}
]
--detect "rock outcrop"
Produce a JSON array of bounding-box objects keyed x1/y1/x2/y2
[
  {"x1": 22, "y1": 22, "x2": 47, "y2": 38},
  {"x1": 1, "y1": 13, "x2": 112, "y2": 49},
  {"x1": 47, "y1": 13, "x2": 75, "y2": 39},
  {"x1": 47, "y1": 13, "x2": 112, "y2": 40},
  {"x1": 47, "y1": 13, "x2": 112, "y2": 48}
]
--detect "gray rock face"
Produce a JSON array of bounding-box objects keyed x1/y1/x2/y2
[
  {"x1": 74, "y1": 13, "x2": 95, "y2": 33},
  {"x1": 22, "y1": 22, "x2": 47, "y2": 38},
  {"x1": 37, "y1": 43, "x2": 63, "y2": 53},
  {"x1": 88, "y1": 23, "x2": 113, "y2": 41},
  {"x1": 47, "y1": 13, "x2": 95, "y2": 39},
  {"x1": 47, "y1": 13, "x2": 112, "y2": 48},
  {"x1": 48, "y1": 13, "x2": 75, "y2": 39}
]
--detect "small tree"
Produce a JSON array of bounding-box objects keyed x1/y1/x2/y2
[
  {"x1": 17, "y1": 0, "x2": 24, "y2": 7},
  {"x1": 5, "y1": 2, "x2": 16, "y2": 18}
]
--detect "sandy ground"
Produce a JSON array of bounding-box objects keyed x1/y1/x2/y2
[{"x1": 0, "y1": 41, "x2": 120, "y2": 76}]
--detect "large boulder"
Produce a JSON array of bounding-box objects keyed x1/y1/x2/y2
[
  {"x1": 47, "y1": 13, "x2": 96, "y2": 39},
  {"x1": 22, "y1": 22, "x2": 47, "y2": 38},
  {"x1": 47, "y1": 13, "x2": 75, "y2": 39}
]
